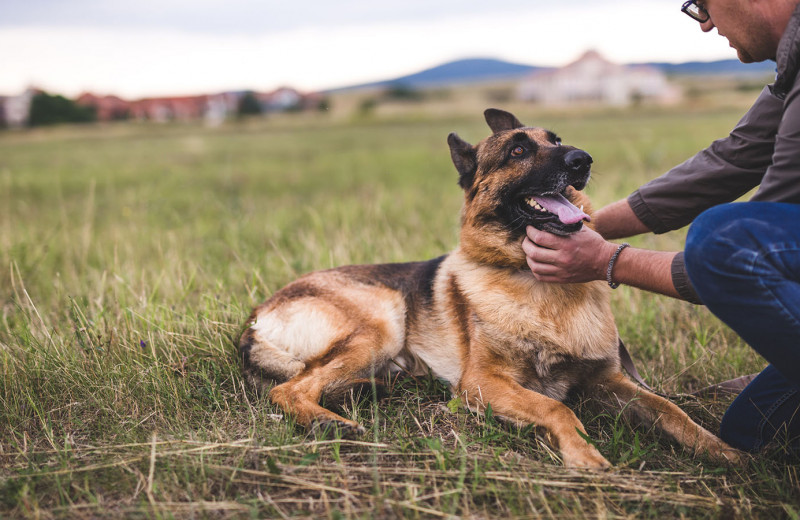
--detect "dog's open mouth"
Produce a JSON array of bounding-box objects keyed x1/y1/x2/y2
[{"x1": 522, "y1": 192, "x2": 590, "y2": 236}]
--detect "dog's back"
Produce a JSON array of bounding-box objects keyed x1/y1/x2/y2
[{"x1": 239, "y1": 256, "x2": 451, "y2": 387}]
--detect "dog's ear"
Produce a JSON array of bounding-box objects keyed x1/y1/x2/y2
[
  {"x1": 447, "y1": 133, "x2": 477, "y2": 189},
  {"x1": 484, "y1": 108, "x2": 524, "y2": 134}
]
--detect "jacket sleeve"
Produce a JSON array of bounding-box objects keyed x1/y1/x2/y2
[
  {"x1": 671, "y1": 252, "x2": 702, "y2": 304},
  {"x1": 628, "y1": 85, "x2": 784, "y2": 234},
  {"x1": 753, "y1": 70, "x2": 800, "y2": 202}
]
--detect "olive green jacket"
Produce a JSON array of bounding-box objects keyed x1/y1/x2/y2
[{"x1": 627, "y1": 2, "x2": 800, "y2": 303}]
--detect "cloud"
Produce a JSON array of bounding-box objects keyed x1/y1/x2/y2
[
  {"x1": 0, "y1": 0, "x2": 736, "y2": 98},
  {"x1": 3, "y1": 0, "x2": 538, "y2": 35}
]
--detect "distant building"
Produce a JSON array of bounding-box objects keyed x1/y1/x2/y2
[
  {"x1": 76, "y1": 93, "x2": 131, "y2": 121},
  {"x1": 128, "y1": 95, "x2": 209, "y2": 122},
  {"x1": 1, "y1": 88, "x2": 36, "y2": 127},
  {"x1": 518, "y1": 50, "x2": 681, "y2": 106},
  {"x1": 258, "y1": 87, "x2": 301, "y2": 112},
  {"x1": 108, "y1": 88, "x2": 321, "y2": 122},
  {"x1": 254, "y1": 87, "x2": 324, "y2": 113},
  {"x1": 0, "y1": 86, "x2": 324, "y2": 128},
  {"x1": 205, "y1": 92, "x2": 240, "y2": 126}
]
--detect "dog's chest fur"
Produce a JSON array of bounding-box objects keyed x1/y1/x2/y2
[{"x1": 397, "y1": 251, "x2": 619, "y2": 398}]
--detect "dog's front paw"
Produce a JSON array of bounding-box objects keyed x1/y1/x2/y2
[
  {"x1": 562, "y1": 444, "x2": 612, "y2": 470},
  {"x1": 717, "y1": 447, "x2": 746, "y2": 466},
  {"x1": 310, "y1": 419, "x2": 366, "y2": 439},
  {"x1": 699, "y1": 437, "x2": 747, "y2": 466}
]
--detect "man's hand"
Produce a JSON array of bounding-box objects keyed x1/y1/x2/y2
[
  {"x1": 522, "y1": 225, "x2": 618, "y2": 284},
  {"x1": 523, "y1": 222, "x2": 682, "y2": 298},
  {"x1": 522, "y1": 199, "x2": 681, "y2": 298}
]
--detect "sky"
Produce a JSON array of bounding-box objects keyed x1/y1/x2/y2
[{"x1": 0, "y1": 0, "x2": 742, "y2": 99}]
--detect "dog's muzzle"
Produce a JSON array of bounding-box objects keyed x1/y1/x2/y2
[
  {"x1": 563, "y1": 150, "x2": 593, "y2": 190},
  {"x1": 521, "y1": 149, "x2": 593, "y2": 236}
]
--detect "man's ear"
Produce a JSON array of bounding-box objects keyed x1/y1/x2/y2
[
  {"x1": 447, "y1": 133, "x2": 477, "y2": 189},
  {"x1": 484, "y1": 108, "x2": 524, "y2": 134}
]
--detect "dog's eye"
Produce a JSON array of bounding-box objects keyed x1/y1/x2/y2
[
  {"x1": 555, "y1": 138, "x2": 562, "y2": 147},
  {"x1": 511, "y1": 146, "x2": 525, "y2": 157}
]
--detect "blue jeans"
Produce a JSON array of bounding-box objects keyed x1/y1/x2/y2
[{"x1": 685, "y1": 202, "x2": 800, "y2": 453}]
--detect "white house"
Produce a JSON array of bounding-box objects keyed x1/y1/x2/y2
[
  {"x1": 2, "y1": 88, "x2": 36, "y2": 127},
  {"x1": 518, "y1": 50, "x2": 681, "y2": 106}
]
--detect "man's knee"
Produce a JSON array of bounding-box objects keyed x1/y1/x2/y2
[
  {"x1": 687, "y1": 203, "x2": 755, "y2": 259},
  {"x1": 684, "y1": 204, "x2": 759, "y2": 300},
  {"x1": 685, "y1": 202, "x2": 800, "y2": 306}
]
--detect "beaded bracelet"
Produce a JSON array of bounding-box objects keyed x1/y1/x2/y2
[{"x1": 606, "y1": 243, "x2": 630, "y2": 289}]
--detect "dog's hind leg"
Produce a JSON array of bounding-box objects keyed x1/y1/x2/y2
[
  {"x1": 594, "y1": 372, "x2": 743, "y2": 464},
  {"x1": 268, "y1": 326, "x2": 394, "y2": 436},
  {"x1": 241, "y1": 274, "x2": 406, "y2": 436}
]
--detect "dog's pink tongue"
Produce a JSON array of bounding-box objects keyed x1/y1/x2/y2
[{"x1": 533, "y1": 194, "x2": 591, "y2": 225}]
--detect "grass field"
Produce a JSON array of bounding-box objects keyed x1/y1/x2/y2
[{"x1": 1, "y1": 100, "x2": 798, "y2": 518}]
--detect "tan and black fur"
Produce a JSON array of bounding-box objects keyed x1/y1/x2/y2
[{"x1": 240, "y1": 109, "x2": 740, "y2": 468}]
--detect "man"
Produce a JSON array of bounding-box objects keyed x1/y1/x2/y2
[{"x1": 523, "y1": 0, "x2": 800, "y2": 453}]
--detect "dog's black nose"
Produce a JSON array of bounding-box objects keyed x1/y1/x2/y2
[{"x1": 564, "y1": 150, "x2": 593, "y2": 172}]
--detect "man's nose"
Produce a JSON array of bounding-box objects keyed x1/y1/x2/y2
[{"x1": 700, "y1": 18, "x2": 715, "y2": 32}]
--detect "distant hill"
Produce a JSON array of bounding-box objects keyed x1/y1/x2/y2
[
  {"x1": 386, "y1": 58, "x2": 547, "y2": 86},
  {"x1": 329, "y1": 57, "x2": 777, "y2": 92},
  {"x1": 637, "y1": 59, "x2": 776, "y2": 77},
  {"x1": 330, "y1": 58, "x2": 547, "y2": 91}
]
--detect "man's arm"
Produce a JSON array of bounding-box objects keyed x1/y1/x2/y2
[
  {"x1": 522, "y1": 223, "x2": 681, "y2": 299},
  {"x1": 592, "y1": 198, "x2": 650, "y2": 240},
  {"x1": 752, "y1": 74, "x2": 800, "y2": 202},
  {"x1": 523, "y1": 85, "x2": 785, "y2": 300},
  {"x1": 629, "y1": 85, "x2": 781, "y2": 234}
]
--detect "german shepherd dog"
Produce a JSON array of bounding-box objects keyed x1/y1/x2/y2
[{"x1": 240, "y1": 109, "x2": 740, "y2": 468}]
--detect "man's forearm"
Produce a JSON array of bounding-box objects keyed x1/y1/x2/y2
[
  {"x1": 594, "y1": 199, "x2": 688, "y2": 299},
  {"x1": 607, "y1": 247, "x2": 681, "y2": 299},
  {"x1": 593, "y1": 198, "x2": 650, "y2": 239},
  {"x1": 525, "y1": 198, "x2": 689, "y2": 301}
]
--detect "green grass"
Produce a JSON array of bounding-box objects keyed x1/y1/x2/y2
[{"x1": 0, "y1": 106, "x2": 797, "y2": 518}]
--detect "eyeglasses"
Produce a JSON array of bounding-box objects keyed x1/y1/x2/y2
[{"x1": 681, "y1": 0, "x2": 710, "y2": 22}]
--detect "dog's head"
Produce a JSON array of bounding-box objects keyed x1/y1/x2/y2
[{"x1": 448, "y1": 108, "x2": 593, "y2": 266}]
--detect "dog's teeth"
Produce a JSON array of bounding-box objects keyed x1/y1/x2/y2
[
  {"x1": 579, "y1": 205, "x2": 584, "y2": 212},
  {"x1": 525, "y1": 197, "x2": 548, "y2": 213}
]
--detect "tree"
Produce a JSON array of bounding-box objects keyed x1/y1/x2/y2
[
  {"x1": 237, "y1": 92, "x2": 262, "y2": 117},
  {"x1": 383, "y1": 84, "x2": 424, "y2": 102},
  {"x1": 28, "y1": 92, "x2": 96, "y2": 126}
]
